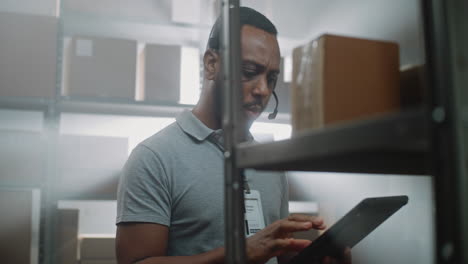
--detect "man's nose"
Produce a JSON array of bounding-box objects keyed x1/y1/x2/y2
[{"x1": 252, "y1": 76, "x2": 270, "y2": 97}]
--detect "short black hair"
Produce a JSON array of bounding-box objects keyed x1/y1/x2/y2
[{"x1": 207, "y1": 6, "x2": 278, "y2": 50}]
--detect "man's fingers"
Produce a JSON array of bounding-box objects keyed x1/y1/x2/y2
[
  {"x1": 288, "y1": 214, "x2": 321, "y2": 223},
  {"x1": 322, "y1": 256, "x2": 333, "y2": 264},
  {"x1": 288, "y1": 214, "x2": 327, "y2": 230},
  {"x1": 275, "y1": 217, "x2": 327, "y2": 236},
  {"x1": 342, "y1": 247, "x2": 352, "y2": 264},
  {"x1": 312, "y1": 221, "x2": 327, "y2": 230},
  {"x1": 273, "y1": 238, "x2": 312, "y2": 253},
  {"x1": 285, "y1": 238, "x2": 312, "y2": 251},
  {"x1": 278, "y1": 220, "x2": 314, "y2": 233}
]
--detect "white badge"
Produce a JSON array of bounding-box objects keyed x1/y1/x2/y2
[{"x1": 244, "y1": 190, "x2": 266, "y2": 237}]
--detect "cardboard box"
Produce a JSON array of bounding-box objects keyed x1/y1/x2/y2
[
  {"x1": 400, "y1": 65, "x2": 426, "y2": 108},
  {"x1": 55, "y1": 209, "x2": 79, "y2": 264},
  {"x1": 143, "y1": 43, "x2": 181, "y2": 103},
  {"x1": 79, "y1": 237, "x2": 116, "y2": 260},
  {"x1": 291, "y1": 34, "x2": 400, "y2": 133},
  {"x1": 63, "y1": 36, "x2": 137, "y2": 100},
  {"x1": 0, "y1": 189, "x2": 41, "y2": 264},
  {"x1": 0, "y1": 12, "x2": 57, "y2": 98}
]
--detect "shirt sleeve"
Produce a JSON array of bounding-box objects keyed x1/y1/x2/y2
[{"x1": 116, "y1": 144, "x2": 172, "y2": 226}]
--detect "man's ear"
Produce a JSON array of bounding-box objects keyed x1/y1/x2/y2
[{"x1": 203, "y1": 49, "x2": 220, "y2": 80}]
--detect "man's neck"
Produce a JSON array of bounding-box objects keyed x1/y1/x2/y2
[
  {"x1": 192, "y1": 103, "x2": 221, "y2": 130},
  {"x1": 192, "y1": 85, "x2": 252, "y2": 133},
  {"x1": 191, "y1": 105, "x2": 252, "y2": 135}
]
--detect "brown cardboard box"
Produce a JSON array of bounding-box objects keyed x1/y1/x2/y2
[
  {"x1": 0, "y1": 189, "x2": 41, "y2": 264},
  {"x1": 291, "y1": 34, "x2": 400, "y2": 134},
  {"x1": 55, "y1": 209, "x2": 79, "y2": 264},
  {"x1": 0, "y1": 12, "x2": 57, "y2": 98},
  {"x1": 143, "y1": 43, "x2": 181, "y2": 103},
  {"x1": 79, "y1": 237, "x2": 115, "y2": 260},
  {"x1": 63, "y1": 36, "x2": 137, "y2": 100},
  {"x1": 400, "y1": 65, "x2": 426, "y2": 108}
]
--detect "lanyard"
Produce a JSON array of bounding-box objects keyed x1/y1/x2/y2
[
  {"x1": 208, "y1": 131, "x2": 251, "y2": 193},
  {"x1": 208, "y1": 131, "x2": 265, "y2": 237}
]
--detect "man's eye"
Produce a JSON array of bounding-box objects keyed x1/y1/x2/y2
[
  {"x1": 268, "y1": 75, "x2": 278, "y2": 86},
  {"x1": 242, "y1": 69, "x2": 257, "y2": 79}
]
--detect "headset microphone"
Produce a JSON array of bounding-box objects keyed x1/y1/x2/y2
[{"x1": 268, "y1": 91, "x2": 279, "y2": 120}]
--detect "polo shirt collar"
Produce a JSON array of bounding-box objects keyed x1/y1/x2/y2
[
  {"x1": 176, "y1": 109, "x2": 255, "y2": 143},
  {"x1": 176, "y1": 110, "x2": 214, "y2": 141}
]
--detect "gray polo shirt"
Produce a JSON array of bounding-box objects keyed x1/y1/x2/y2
[{"x1": 117, "y1": 110, "x2": 288, "y2": 262}]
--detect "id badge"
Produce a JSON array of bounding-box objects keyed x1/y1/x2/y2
[{"x1": 244, "y1": 190, "x2": 266, "y2": 237}]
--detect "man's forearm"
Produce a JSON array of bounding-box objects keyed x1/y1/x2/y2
[{"x1": 133, "y1": 247, "x2": 225, "y2": 264}]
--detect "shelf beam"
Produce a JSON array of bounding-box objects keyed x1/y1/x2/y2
[
  {"x1": 0, "y1": 96, "x2": 52, "y2": 112},
  {"x1": 237, "y1": 109, "x2": 429, "y2": 174},
  {"x1": 57, "y1": 97, "x2": 192, "y2": 117}
]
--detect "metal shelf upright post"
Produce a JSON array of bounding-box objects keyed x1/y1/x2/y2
[
  {"x1": 41, "y1": 2, "x2": 65, "y2": 263},
  {"x1": 422, "y1": 0, "x2": 468, "y2": 263},
  {"x1": 221, "y1": 1, "x2": 247, "y2": 264}
]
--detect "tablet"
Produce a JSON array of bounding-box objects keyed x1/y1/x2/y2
[{"x1": 288, "y1": 195, "x2": 409, "y2": 264}]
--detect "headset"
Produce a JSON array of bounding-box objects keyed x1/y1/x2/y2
[{"x1": 268, "y1": 91, "x2": 279, "y2": 120}]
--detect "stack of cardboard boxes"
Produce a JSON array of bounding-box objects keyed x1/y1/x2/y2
[
  {"x1": 0, "y1": 11, "x2": 187, "y2": 104},
  {"x1": 291, "y1": 34, "x2": 426, "y2": 135},
  {"x1": 63, "y1": 36, "x2": 184, "y2": 104}
]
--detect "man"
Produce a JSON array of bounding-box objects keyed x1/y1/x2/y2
[{"x1": 116, "y1": 7, "x2": 350, "y2": 264}]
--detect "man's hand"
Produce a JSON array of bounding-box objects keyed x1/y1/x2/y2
[
  {"x1": 246, "y1": 214, "x2": 326, "y2": 264},
  {"x1": 322, "y1": 247, "x2": 352, "y2": 264},
  {"x1": 116, "y1": 215, "x2": 351, "y2": 264}
]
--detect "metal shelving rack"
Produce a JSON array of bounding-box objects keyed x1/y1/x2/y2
[
  {"x1": 221, "y1": 1, "x2": 467, "y2": 264},
  {"x1": 0, "y1": 0, "x2": 465, "y2": 263}
]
